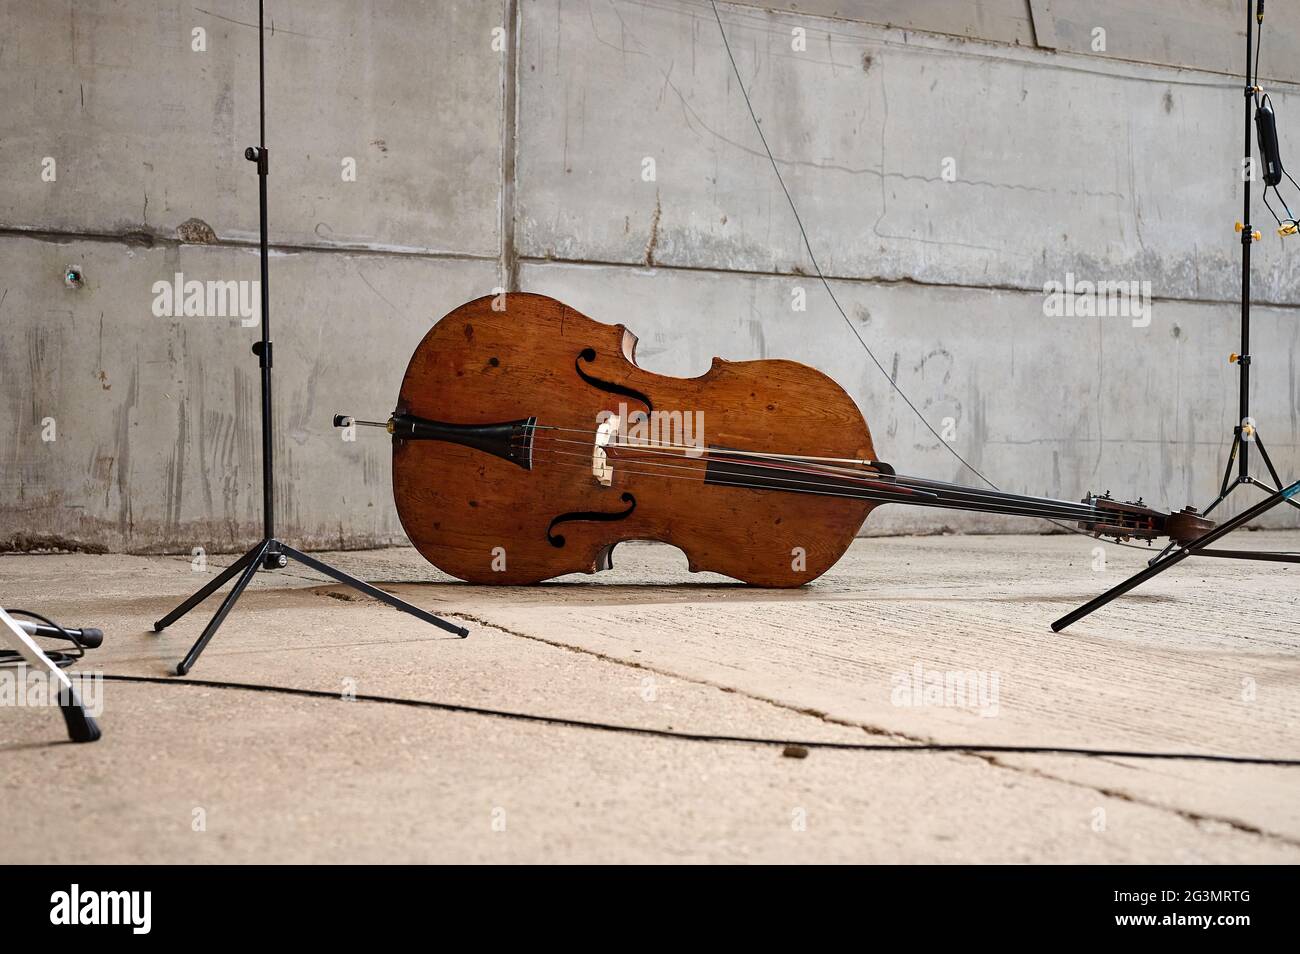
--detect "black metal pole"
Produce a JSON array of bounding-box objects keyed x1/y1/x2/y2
[
  {"x1": 256, "y1": 0, "x2": 274, "y2": 541},
  {"x1": 153, "y1": 0, "x2": 468, "y2": 673},
  {"x1": 1239, "y1": 0, "x2": 1253, "y2": 480}
]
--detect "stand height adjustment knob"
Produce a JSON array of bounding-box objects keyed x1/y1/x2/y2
[
  {"x1": 1234, "y1": 222, "x2": 1262, "y2": 241},
  {"x1": 244, "y1": 146, "x2": 268, "y2": 174}
]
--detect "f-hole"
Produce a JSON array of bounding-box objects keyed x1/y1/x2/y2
[
  {"x1": 575, "y1": 348, "x2": 653, "y2": 412},
  {"x1": 547, "y1": 492, "x2": 637, "y2": 548}
]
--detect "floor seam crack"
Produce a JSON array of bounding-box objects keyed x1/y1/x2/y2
[{"x1": 458, "y1": 610, "x2": 1300, "y2": 849}]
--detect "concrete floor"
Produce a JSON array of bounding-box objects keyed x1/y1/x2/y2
[{"x1": 1, "y1": 531, "x2": 1298, "y2": 864}]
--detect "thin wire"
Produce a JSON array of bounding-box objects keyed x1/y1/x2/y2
[
  {"x1": 96, "y1": 674, "x2": 1300, "y2": 767},
  {"x1": 709, "y1": 1, "x2": 997, "y2": 490},
  {"x1": 708, "y1": 1, "x2": 1158, "y2": 551}
]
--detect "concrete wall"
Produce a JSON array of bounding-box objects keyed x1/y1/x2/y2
[{"x1": 3, "y1": 0, "x2": 1299, "y2": 554}]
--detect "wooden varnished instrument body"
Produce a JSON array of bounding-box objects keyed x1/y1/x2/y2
[{"x1": 393, "y1": 293, "x2": 876, "y2": 585}]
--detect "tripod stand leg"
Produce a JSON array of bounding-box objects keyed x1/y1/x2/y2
[
  {"x1": 1253, "y1": 436, "x2": 1300, "y2": 511},
  {"x1": 1254, "y1": 434, "x2": 1284, "y2": 487},
  {"x1": 174, "y1": 540, "x2": 271, "y2": 675},
  {"x1": 1053, "y1": 480, "x2": 1300, "y2": 631},
  {"x1": 153, "y1": 541, "x2": 266, "y2": 632},
  {"x1": 1200, "y1": 435, "x2": 1242, "y2": 520},
  {"x1": 1053, "y1": 545, "x2": 1198, "y2": 633},
  {"x1": 1148, "y1": 539, "x2": 1178, "y2": 566},
  {"x1": 58, "y1": 686, "x2": 103, "y2": 743},
  {"x1": 279, "y1": 544, "x2": 469, "y2": 638}
]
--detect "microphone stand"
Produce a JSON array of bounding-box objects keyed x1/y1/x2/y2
[
  {"x1": 153, "y1": 0, "x2": 467, "y2": 674},
  {"x1": 1193, "y1": 0, "x2": 1299, "y2": 526},
  {"x1": 1054, "y1": 0, "x2": 1300, "y2": 631}
]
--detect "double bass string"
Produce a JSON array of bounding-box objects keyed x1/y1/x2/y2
[
  {"x1": 521, "y1": 427, "x2": 897, "y2": 488},
  {"x1": 521, "y1": 422, "x2": 881, "y2": 467},
  {"x1": 519, "y1": 431, "x2": 1127, "y2": 526},
  {"x1": 523, "y1": 449, "x2": 934, "y2": 508},
  {"x1": 525, "y1": 433, "x2": 897, "y2": 488},
  {"x1": 520, "y1": 429, "x2": 1115, "y2": 524},
  {"x1": 525, "y1": 425, "x2": 1114, "y2": 524},
  {"x1": 525, "y1": 446, "x2": 1121, "y2": 524},
  {"x1": 520, "y1": 422, "x2": 1108, "y2": 514}
]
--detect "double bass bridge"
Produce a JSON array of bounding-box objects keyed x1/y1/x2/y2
[{"x1": 592, "y1": 415, "x2": 621, "y2": 486}]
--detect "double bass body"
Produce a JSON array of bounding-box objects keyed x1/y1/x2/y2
[{"x1": 392, "y1": 293, "x2": 877, "y2": 585}]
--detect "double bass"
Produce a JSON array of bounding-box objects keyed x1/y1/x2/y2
[{"x1": 338, "y1": 294, "x2": 1212, "y2": 585}]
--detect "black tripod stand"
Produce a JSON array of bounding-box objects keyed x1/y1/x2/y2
[
  {"x1": 1192, "y1": 0, "x2": 1300, "y2": 531},
  {"x1": 154, "y1": 1, "x2": 468, "y2": 675},
  {"x1": 1054, "y1": 0, "x2": 1300, "y2": 631}
]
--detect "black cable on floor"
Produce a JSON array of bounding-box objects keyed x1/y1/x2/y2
[{"x1": 99, "y1": 674, "x2": 1300, "y2": 766}]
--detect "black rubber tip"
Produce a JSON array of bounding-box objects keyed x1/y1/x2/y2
[
  {"x1": 174, "y1": 662, "x2": 190, "y2": 676},
  {"x1": 59, "y1": 698, "x2": 102, "y2": 744},
  {"x1": 458, "y1": 628, "x2": 470, "y2": 638},
  {"x1": 152, "y1": 621, "x2": 165, "y2": 633}
]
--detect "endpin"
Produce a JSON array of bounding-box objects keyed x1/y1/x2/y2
[{"x1": 333, "y1": 414, "x2": 394, "y2": 433}]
